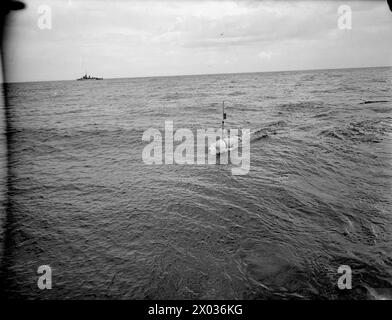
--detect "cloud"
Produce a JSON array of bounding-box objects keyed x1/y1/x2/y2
[
  {"x1": 4, "y1": 0, "x2": 392, "y2": 82},
  {"x1": 258, "y1": 51, "x2": 272, "y2": 60}
]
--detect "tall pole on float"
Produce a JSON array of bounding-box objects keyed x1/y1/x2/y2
[{"x1": 221, "y1": 101, "x2": 226, "y2": 136}]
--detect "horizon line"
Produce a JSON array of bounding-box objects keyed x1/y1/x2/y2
[{"x1": 4, "y1": 65, "x2": 392, "y2": 84}]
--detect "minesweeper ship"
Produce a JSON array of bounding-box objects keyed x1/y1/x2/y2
[{"x1": 77, "y1": 73, "x2": 103, "y2": 80}]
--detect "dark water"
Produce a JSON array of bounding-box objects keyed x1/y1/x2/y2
[{"x1": 2, "y1": 67, "x2": 392, "y2": 299}]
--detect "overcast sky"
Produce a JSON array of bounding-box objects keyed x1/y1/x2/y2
[{"x1": 4, "y1": 0, "x2": 392, "y2": 82}]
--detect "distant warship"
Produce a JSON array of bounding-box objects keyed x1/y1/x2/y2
[{"x1": 77, "y1": 73, "x2": 103, "y2": 80}]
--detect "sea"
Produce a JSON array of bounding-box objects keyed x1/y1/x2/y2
[{"x1": 1, "y1": 66, "x2": 391, "y2": 299}]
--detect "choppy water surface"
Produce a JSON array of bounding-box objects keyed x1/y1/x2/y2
[{"x1": 2, "y1": 67, "x2": 392, "y2": 299}]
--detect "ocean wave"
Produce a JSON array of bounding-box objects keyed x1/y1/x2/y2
[
  {"x1": 318, "y1": 119, "x2": 391, "y2": 143},
  {"x1": 4, "y1": 67, "x2": 392, "y2": 299},
  {"x1": 276, "y1": 101, "x2": 326, "y2": 113}
]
